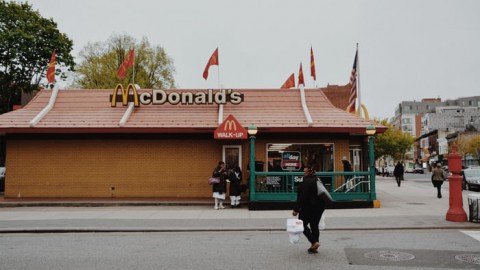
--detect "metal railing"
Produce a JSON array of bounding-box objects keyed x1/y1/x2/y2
[{"x1": 249, "y1": 171, "x2": 375, "y2": 202}]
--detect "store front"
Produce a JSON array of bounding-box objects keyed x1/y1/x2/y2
[{"x1": 0, "y1": 85, "x2": 385, "y2": 206}]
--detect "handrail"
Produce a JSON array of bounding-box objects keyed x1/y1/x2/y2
[{"x1": 30, "y1": 86, "x2": 59, "y2": 127}]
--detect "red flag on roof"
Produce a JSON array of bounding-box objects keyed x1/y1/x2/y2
[
  {"x1": 310, "y1": 46, "x2": 316, "y2": 81},
  {"x1": 347, "y1": 49, "x2": 358, "y2": 113},
  {"x1": 280, "y1": 73, "x2": 295, "y2": 89},
  {"x1": 46, "y1": 49, "x2": 56, "y2": 83},
  {"x1": 203, "y1": 48, "x2": 219, "y2": 80},
  {"x1": 298, "y1": 63, "x2": 305, "y2": 87},
  {"x1": 117, "y1": 48, "x2": 135, "y2": 80}
]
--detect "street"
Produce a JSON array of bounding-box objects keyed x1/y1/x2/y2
[
  {"x1": 1, "y1": 173, "x2": 480, "y2": 269},
  {"x1": 1, "y1": 230, "x2": 479, "y2": 270}
]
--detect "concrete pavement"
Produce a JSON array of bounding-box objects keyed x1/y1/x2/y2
[{"x1": 0, "y1": 176, "x2": 479, "y2": 233}]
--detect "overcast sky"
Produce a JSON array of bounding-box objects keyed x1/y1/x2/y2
[{"x1": 26, "y1": 0, "x2": 480, "y2": 120}]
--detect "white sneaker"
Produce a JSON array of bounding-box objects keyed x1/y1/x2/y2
[
  {"x1": 214, "y1": 206, "x2": 219, "y2": 210},
  {"x1": 219, "y1": 205, "x2": 225, "y2": 209}
]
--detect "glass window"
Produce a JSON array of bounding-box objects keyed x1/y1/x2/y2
[{"x1": 266, "y1": 143, "x2": 334, "y2": 172}]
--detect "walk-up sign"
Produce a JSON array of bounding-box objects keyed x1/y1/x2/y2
[{"x1": 214, "y1": 114, "x2": 247, "y2": 139}]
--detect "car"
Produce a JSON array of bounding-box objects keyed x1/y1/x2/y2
[
  {"x1": 462, "y1": 166, "x2": 480, "y2": 191},
  {"x1": 413, "y1": 165, "x2": 424, "y2": 174}
]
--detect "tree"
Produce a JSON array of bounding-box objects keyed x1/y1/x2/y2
[
  {"x1": 0, "y1": 1, "x2": 75, "y2": 113},
  {"x1": 75, "y1": 34, "x2": 175, "y2": 89},
  {"x1": 456, "y1": 133, "x2": 480, "y2": 164},
  {"x1": 373, "y1": 119, "x2": 415, "y2": 161}
]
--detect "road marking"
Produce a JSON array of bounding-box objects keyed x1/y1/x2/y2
[{"x1": 461, "y1": 230, "x2": 480, "y2": 242}]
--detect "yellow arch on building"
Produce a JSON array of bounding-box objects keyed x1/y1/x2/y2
[{"x1": 345, "y1": 103, "x2": 370, "y2": 120}]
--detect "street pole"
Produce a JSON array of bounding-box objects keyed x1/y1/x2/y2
[
  {"x1": 249, "y1": 134, "x2": 256, "y2": 202},
  {"x1": 369, "y1": 135, "x2": 376, "y2": 201},
  {"x1": 446, "y1": 143, "x2": 467, "y2": 222}
]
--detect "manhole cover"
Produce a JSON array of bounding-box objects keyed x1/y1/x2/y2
[
  {"x1": 455, "y1": 254, "x2": 480, "y2": 265},
  {"x1": 364, "y1": 250, "x2": 415, "y2": 261}
]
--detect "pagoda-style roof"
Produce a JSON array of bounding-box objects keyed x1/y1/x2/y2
[{"x1": 0, "y1": 88, "x2": 385, "y2": 134}]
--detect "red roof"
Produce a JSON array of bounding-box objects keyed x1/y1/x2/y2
[{"x1": 0, "y1": 88, "x2": 385, "y2": 134}]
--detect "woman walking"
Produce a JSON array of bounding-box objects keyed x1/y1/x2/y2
[
  {"x1": 431, "y1": 163, "x2": 446, "y2": 198},
  {"x1": 292, "y1": 166, "x2": 326, "y2": 254},
  {"x1": 393, "y1": 162, "x2": 404, "y2": 187}
]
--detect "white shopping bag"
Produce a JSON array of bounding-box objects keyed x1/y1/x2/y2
[
  {"x1": 286, "y1": 218, "x2": 304, "y2": 244},
  {"x1": 319, "y1": 214, "x2": 326, "y2": 230}
]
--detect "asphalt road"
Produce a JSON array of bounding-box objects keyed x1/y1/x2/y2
[{"x1": 1, "y1": 230, "x2": 479, "y2": 270}]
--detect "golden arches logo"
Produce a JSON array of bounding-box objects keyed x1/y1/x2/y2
[
  {"x1": 111, "y1": 83, "x2": 139, "y2": 107},
  {"x1": 224, "y1": 120, "x2": 237, "y2": 131},
  {"x1": 345, "y1": 103, "x2": 370, "y2": 120}
]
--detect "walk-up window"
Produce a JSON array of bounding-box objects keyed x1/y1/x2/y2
[
  {"x1": 349, "y1": 146, "x2": 362, "y2": 172},
  {"x1": 222, "y1": 145, "x2": 242, "y2": 171},
  {"x1": 266, "y1": 143, "x2": 334, "y2": 172}
]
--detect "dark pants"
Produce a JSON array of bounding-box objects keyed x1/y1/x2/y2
[
  {"x1": 432, "y1": 180, "x2": 443, "y2": 197},
  {"x1": 299, "y1": 208, "x2": 325, "y2": 244},
  {"x1": 395, "y1": 175, "x2": 401, "y2": 186}
]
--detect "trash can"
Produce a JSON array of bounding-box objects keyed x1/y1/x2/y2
[{"x1": 467, "y1": 194, "x2": 480, "y2": 223}]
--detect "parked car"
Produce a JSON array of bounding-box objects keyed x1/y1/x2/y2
[
  {"x1": 413, "y1": 164, "x2": 424, "y2": 174},
  {"x1": 462, "y1": 166, "x2": 480, "y2": 191}
]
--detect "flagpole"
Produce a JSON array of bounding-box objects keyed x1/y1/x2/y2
[
  {"x1": 217, "y1": 47, "x2": 223, "y2": 125},
  {"x1": 217, "y1": 47, "x2": 220, "y2": 90},
  {"x1": 356, "y1": 43, "x2": 362, "y2": 117},
  {"x1": 132, "y1": 46, "x2": 135, "y2": 85}
]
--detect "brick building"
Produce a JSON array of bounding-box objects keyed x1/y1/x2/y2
[{"x1": 0, "y1": 86, "x2": 384, "y2": 200}]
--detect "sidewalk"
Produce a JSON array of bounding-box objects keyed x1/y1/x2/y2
[{"x1": 0, "y1": 176, "x2": 479, "y2": 233}]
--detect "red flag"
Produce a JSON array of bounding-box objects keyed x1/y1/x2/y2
[
  {"x1": 347, "y1": 50, "x2": 358, "y2": 113},
  {"x1": 310, "y1": 46, "x2": 316, "y2": 81},
  {"x1": 203, "y1": 48, "x2": 219, "y2": 80},
  {"x1": 46, "y1": 49, "x2": 56, "y2": 83},
  {"x1": 298, "y1": 63, "x2": 305, "y2": 87},
  {"x1": 117, "y1": 48, "x2": 135, "y2": 80},
  {"x1": 280, "y1": 73, "x2": 295, "y2": 89}
]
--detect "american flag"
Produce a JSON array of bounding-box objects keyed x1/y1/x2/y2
[{"x1": 348, "y1": 50, "x2": 358, "y2": 113}]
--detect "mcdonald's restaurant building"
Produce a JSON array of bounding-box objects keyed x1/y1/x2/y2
[{"x1": 0, "y1": 84, "x2": 385, "y2": 206}]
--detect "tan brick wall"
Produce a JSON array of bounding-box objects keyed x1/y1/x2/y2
[
  {"x1": 5, "y1": 139, "x2": 226, "y2": 198},
  {"x1": 5, "y1": 136, "x2": 355, "y2": 198}
]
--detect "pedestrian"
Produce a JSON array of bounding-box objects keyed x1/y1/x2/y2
[
  {"x1": 228, "y1": 166, "x2": 242, "y2": 208},
  {"x1": 212, "y1": 161, "x2": 227, "y2": 209},
  {"x1": 342, "y1": 156, "x2": 352, "y2": 190},
  {"x1": 431, "y1": 163, "x2": 446, "y2": 198},
  {"x1": 292, "y1": 166, "x2": 326, "y2": 254},
  {"x1": 393, "y1": 161, "x2": 404, "y2": 187}
]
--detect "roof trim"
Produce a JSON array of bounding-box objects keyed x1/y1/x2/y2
[
  {"x1": 29, "y1": 85, "x2": 59, "y2": 127},
  {"x1": 0, "y1": 126, "x2": 387, "y2": 134}
]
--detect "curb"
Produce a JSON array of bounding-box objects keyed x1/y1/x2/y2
[{"x1": 1, "y1": 226, "x2": 479, "y2": 234}]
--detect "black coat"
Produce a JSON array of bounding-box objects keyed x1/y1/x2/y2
[
  {"x1": 293, "y1": 175, "x2": 325, "y2": 214},
  {"x1": 394, "y1": 164, "x2": 404, "y2": 177},
  {"x1": 228, "y1": 170, "x2": 242, "y2": 196},
  {"x1": 212, "y1": 166, "x2": 227, "y2": 193}
]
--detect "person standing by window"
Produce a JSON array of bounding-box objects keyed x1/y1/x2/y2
[
  {"x1": 212, "y1": 161, "x2": 227, "y2": 209},
  {"x1": 292, "y1": 167, "x2": 326, "y2": 254},
  {"x1": 228, "y1": 166, "x2": 242, "y2": 208},
  {"x1": 342, "y1": 156, "x2": 352, "y2": 190}
]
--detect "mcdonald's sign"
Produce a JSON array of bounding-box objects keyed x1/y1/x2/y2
[
  {"x1": 110, "y1": 83, "x2": 139, "y2": 107},
  {"x1": 110, "y1": 86, "x2": 244, "y2": 107},
  {"x1": 214, "y1": 114, "x2": 247, "y2": 139}
]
